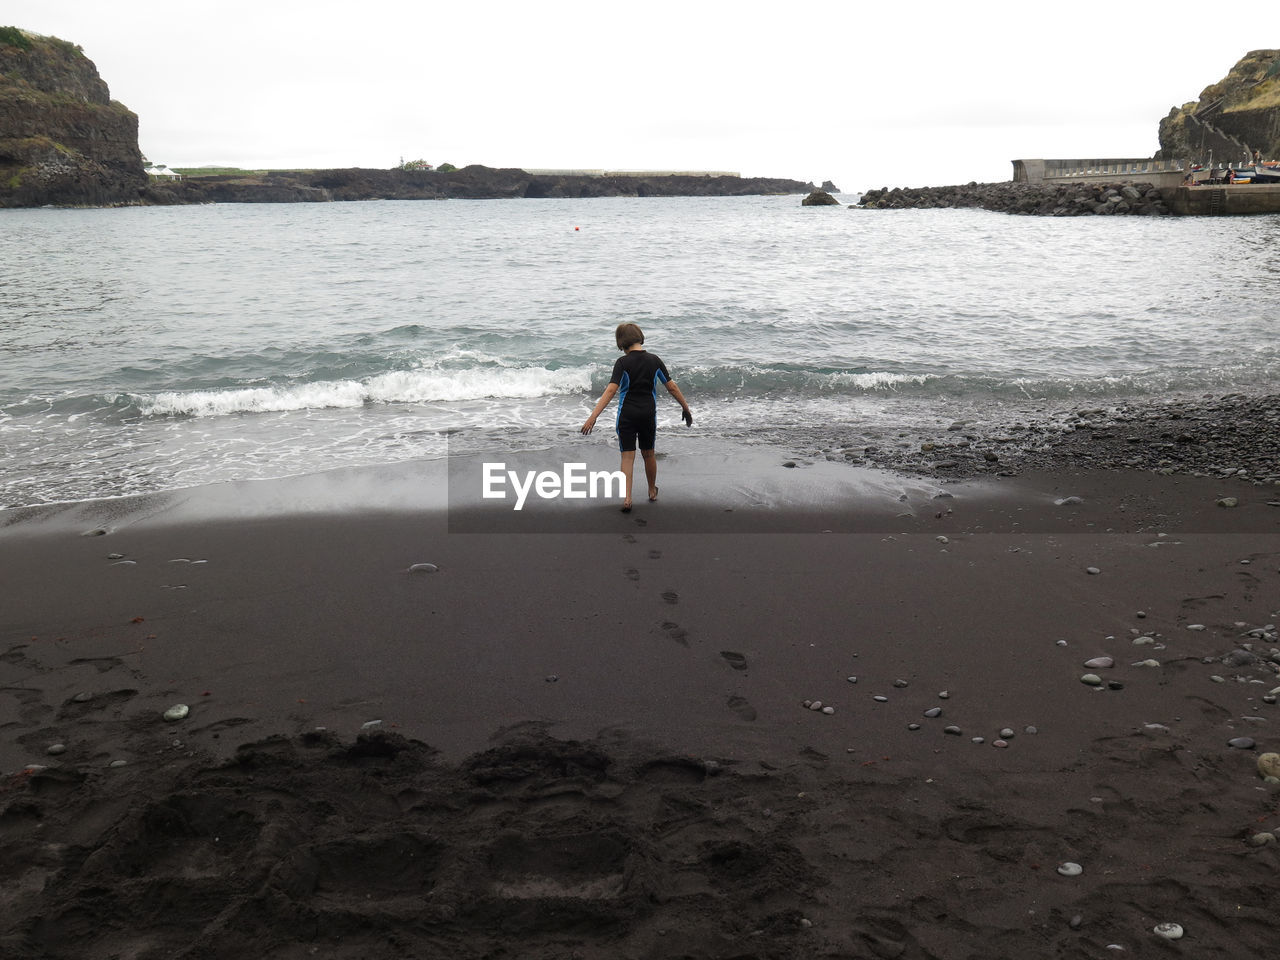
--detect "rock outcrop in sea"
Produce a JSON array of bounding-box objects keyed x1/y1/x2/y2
[
  {"x1": 801, "y1": 189, "x2": 840, "y2": 206},
  {"x1": 0, "y1": 27, "x2": 145, "y2": 207}
]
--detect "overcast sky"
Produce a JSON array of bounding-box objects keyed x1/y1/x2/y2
[{"x1": 7, "y1": 1, "x2": 1273, "y2": 190}]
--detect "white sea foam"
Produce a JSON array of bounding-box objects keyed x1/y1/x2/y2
[{"x1": 137, "y1": 364, "x2": 595, "y2": 417}]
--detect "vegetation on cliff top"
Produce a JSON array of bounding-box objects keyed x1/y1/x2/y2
[{"x1": 0, "y1": 25, "x2": 33, "y2": 50}]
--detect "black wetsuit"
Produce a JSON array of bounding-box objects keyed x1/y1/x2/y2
[{"x1": 609, "y1": 350, "x2": 671, "y2": 451}]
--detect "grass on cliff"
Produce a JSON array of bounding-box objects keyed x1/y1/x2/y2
[
  {"x1": 0, "y1": 26, "x2": 32, "y2": 50},
  {"x1": 1224, "y1": 77, "x2": 1280, "y2": 112},
  {"x1": 172, "y1": 166, "x2": 270, "y2": 178}
]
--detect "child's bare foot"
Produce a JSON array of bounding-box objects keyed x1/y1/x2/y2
[
  {"x1": 648, "y1": 486, "x2": 659, "y2": 502},
  {"x1": 620, "y1": 500, "x2": 632, "y2": 513}
]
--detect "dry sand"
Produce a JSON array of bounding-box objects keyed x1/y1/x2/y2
[{"x1": 2, "y1": 460, "x2": 1278, "y2": 959}]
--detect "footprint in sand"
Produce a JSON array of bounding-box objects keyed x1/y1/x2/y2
[
  {"x1": 648, "y1": 549, "x2": 662, "y2": 559},
  {"x1": 633, "y1": 517, "x2": 647, "y2": 527},
  {"x1": 720, "y1": 650, "x2": 748, "y2": 671},
  {"x1": 661, "y1": 591, "x2": 679, "y2": 605},
  {"x1": 727, "y1": 695, "x2": 757, "y2": 721},
  {"x1": 661, "y1": 621, "x2": 689, "y2": 646},
  {"x1": 624, "y1": 568, "x2": 640, "y2": 581},
  {"x1": 621, "y1": 534, "x2": 637, "y2": 544}
]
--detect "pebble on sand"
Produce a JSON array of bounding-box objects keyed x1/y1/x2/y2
[
  {"x1": 1081, "y1": 674, "x2": 1104, "y2": 686},
  {"x1": 1257, "y1": 753, "x2": 1280, "y2": 779},
  {"x1": 46, "y1": 744, "x2": 66, "y2": 755},
  {"x1": 1153, "y1": 922, "x2": 1184, "y2": 940},
  {"x1": 1086, "y1": 567, "x2": 1101, "y2": 575},
  {"x1": 162, "y1": 704, "x2": 189, "y2": 722},
  {"x1": 1227, "y1": 737, "x2": 1256, "y2": 750},
  {"x1": 1057, "y1": 862, "x2": 1083, "y2": 877},
  {"x1": 1216, "y1": 497, "x2": 1239, "y2": 508},
  {"x1": 1084, "y1": 657, "x2": 1114, "y2": 669},
  {"x1": 408, "y1": 563, "x2": 439, "y2": 573}
]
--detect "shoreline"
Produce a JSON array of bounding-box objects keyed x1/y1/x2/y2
[{"x1": 3, "y1": 398, "x2": 1279, "y2": 957}]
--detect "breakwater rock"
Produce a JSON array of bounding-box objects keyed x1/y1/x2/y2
[
  {"x1": 144, "y1": 166, "x2": 815, "y2": 205},
  {"x1": 858, "y1": 181, "x2": 1171, "y2": 216},
  {"x1": 0, "y1": 28, "x2": 145, "y2": 208}
]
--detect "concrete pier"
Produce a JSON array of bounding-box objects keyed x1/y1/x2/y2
[{"x1": 1161, "y1": 183, "x2": 1280, "y2": 215}]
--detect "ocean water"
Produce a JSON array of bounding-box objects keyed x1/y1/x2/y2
[{"x1": 2, "y1": 195, "x2": 1278, "y2": 508}]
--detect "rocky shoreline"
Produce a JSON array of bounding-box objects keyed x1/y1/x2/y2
[
  {"x1": 821, "y1": 391, "x2": 1280, "y2": 486},
  {"x1": 139, "y1": 166, "x2": 815, "y2": 206},
  {"x1": 858, "y1": 180, "x2": 1172, "y2": 216}
]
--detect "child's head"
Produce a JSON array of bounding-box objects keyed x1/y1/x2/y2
[{"x1": 615, "y1": 322, "x2": 644, "y2": 352}]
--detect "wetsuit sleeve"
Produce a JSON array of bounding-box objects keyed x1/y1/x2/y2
[
  {"x1": 609, "y1": 357, "x2": 625, "y2": 385},
  {"x1": 655, "y1": 357, "x2": 671, "y2": 384}
]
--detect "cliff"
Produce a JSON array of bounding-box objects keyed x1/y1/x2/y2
[
  {"x1": 144, "y1": 166, "x2": 815, "y2": 204},
  {"x1": 1157, "y1": 49, "x2": 1280, "y2": 163},
  {"x1": 0, "y1": 27, "x2": 145, "y2": 207}
]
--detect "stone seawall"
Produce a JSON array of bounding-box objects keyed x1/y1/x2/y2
[{"x1": 858, "y1": 181, "x2": 1171, "y2": 216}]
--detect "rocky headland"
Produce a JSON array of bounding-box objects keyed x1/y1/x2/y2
[
  {"x1": 0, "y1": 26, "x2": 812, "y2": 208},
  {"x1": 144, "y1": 166, "x2": 815, "y2": 205},
  {"x1": 0, "y1": 27, "x2": 145, "y2": 207},
  {"x1": 1158, "y1": 49, "x2": 1280, "y2": 163}
]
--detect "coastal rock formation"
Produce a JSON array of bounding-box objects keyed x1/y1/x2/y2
[
  {"x1": 801, "y1": 189, "x2": 839, "y2": 206},
  {"x1": 858, "y1": 181, "x2": 1170, "y2": 216},
  {"x1": 0, "y1": 27, "x2": 145, "y2": 207},
  {"x1": 1158, "y1": 49, "x2": 1280, "y2": 163},
  {"x1": 145, "y1": 166, "x2": 815, "y2": 204}
]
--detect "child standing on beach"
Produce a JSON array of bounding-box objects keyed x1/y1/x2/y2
[{"x1": 581, "y1": 323, "x2": 693, "y2": 512}]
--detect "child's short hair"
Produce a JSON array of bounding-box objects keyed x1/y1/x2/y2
[{"x1": 615, "y1": 323, "x2": 644, "y2": 351}]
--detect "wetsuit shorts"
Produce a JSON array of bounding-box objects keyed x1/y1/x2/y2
[{"x1": 616, "y1": 413, "x2": 656, "y2": 452}]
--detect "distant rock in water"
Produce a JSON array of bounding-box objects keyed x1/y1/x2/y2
[
  {"x1": 801, "y1": 189, "x2": 840, "y2": 206},
  {"x1": 820, "y1": 180, "x2": 841, "y2": 193},
  {"x1": 0, "y1": 27, "x2": 146, "y2": 207}
]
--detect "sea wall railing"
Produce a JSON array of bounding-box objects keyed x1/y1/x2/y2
[{"x1": 1013, "y1": 156, "x2": 1257, "y2": 183}]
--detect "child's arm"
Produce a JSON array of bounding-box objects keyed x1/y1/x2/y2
[
  {"x1": 580, "y1": 383, "x2": 619, "y2": 434},
  {"x1": 665, "y1": 380, "x2": 693, "y2": 426}
]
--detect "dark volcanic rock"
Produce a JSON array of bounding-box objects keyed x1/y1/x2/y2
[
  {"x1": 801, "y1": 189, "x2": 840, "y2": 206},
  {"x1": 0, "y1": 28, "x2": 145, "y2": 207},
  {"x1": 151, "y1": 166, "x2": 815, "y2": 204},
  {"x1": 858, "y1": 181, "x2": 1171, "y2": 217}
]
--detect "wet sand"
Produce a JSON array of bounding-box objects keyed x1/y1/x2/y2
[{"x1": 2, "y1": 460, "x2": 1278, "y2": 958}]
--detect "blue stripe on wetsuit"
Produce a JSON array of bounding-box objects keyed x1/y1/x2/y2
[{"x1": 614, "y1": 371, "x2": 630, "y2": 430}]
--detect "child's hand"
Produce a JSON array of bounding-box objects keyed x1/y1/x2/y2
[
  {"x1": 581, "y1": 416, "x2": 597, "y2": 435},
  {"x1": 681, "y1": 409, "x2": 693, "y2": 427}
]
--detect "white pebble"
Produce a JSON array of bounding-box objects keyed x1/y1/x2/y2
[
  {"x1": 407, "y1": 563, "x2": 439, "y2": 573},
  {"x1": 1186, "y1": 623, "x2": 1206, "y2": 631},
  {"x1": 821, "y1": 706, "x2": 835, "y2": 715},
  {"x1": 361, "y1": 719, "x2": 383, "y2": 729},
  {"x1": 162, "y1": 704, "x2": 189, "y2": 722},
  {"x1": 1153, "y1": 922, "x2": 1183, "y2": 940},
  {"x1": 1057, "y1": 862, "x2": 1083, "y2": 877}
]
